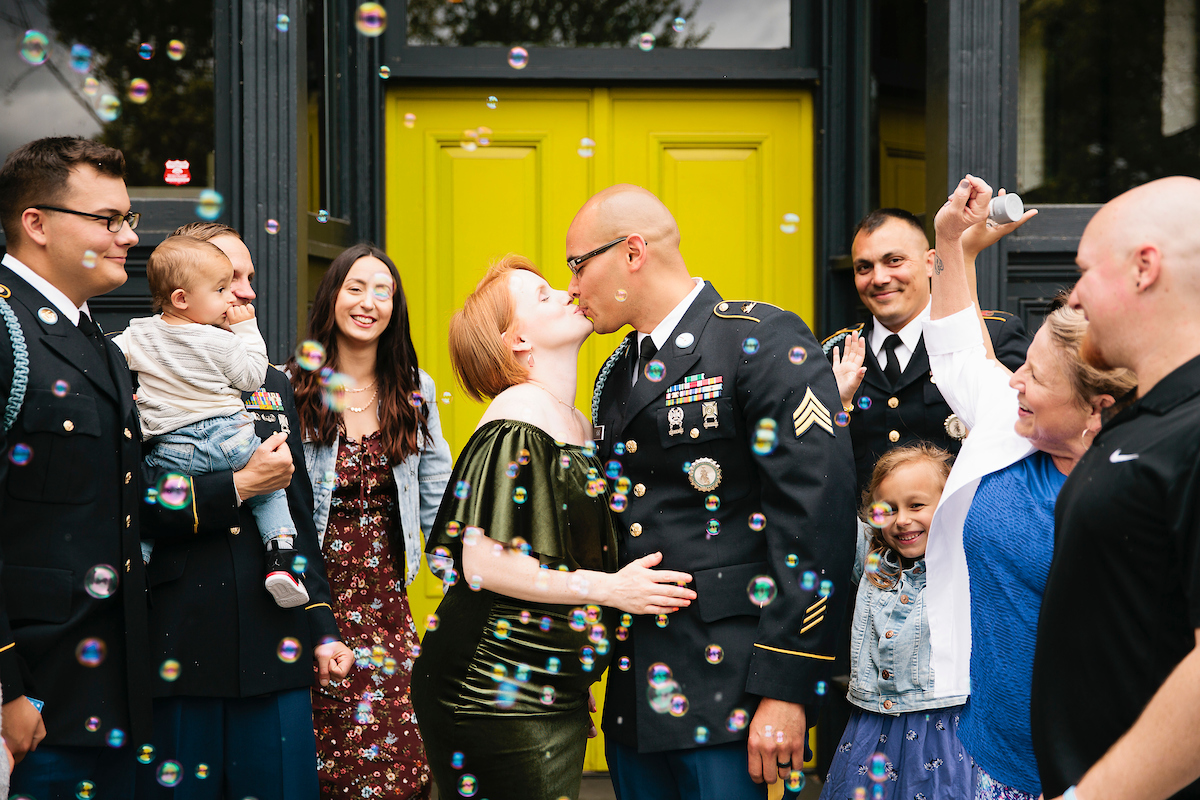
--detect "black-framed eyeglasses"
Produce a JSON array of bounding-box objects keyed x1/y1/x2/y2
[
  {"x1": 31, "y1": 205, "x2": 140, "y2": 233},
  {"x1": 566, "y1": 236, "x2": 628, "y2": 276}
]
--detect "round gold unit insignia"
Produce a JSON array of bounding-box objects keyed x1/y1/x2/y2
[
  {"x1": 687, "y1": 457, "x2": 722, "y2": 492},
  {"x1": 944, "y1": 414, "x2": 968, "y2": 440}
]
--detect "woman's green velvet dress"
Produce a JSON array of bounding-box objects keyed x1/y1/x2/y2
[{"x1": 412, "y1": 420, "x2": 619, "y2": 800}]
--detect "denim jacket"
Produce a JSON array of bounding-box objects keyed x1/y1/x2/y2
[
  {"x1": 847, "y1": 521, "x2": 967, "y2": 715},
  {"x1": 302, "y1": 369, "x2": 453, "y2": 588}
]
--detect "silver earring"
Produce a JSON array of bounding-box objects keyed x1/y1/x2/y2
[{"x1": 1081, "y1": 428, "x2": 1090, "y2": 442}]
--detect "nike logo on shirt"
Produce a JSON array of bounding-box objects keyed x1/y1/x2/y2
[{"x1": 1109, "y1": 449, "x2": 1140, "y2": 463}]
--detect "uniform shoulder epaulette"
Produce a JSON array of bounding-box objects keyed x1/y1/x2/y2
[
  {"x1": 821, "y1": 323, "x2": 865, "y2": 355},
  {"x1": 712, "y1": 300, "x2": 782, "y2": 323},
  {"x1": 980, "y1": 309, "x2": 1016, "y2": 322}
]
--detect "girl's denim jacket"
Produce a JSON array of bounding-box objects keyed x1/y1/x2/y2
[
  {"x1": 847, "y1": 522, "x2": 967, "y2": 715},
  {"x1": 302, "y1": 369, "x2": 453, "y2": 588}
]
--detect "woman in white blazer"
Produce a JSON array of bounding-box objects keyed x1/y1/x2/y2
[{"x1": 922, "y1": 177, "x2": 1137, "y2": 800}]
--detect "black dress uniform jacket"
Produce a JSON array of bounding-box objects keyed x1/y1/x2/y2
[
  {"x1": 0, "y1": 265, "x2": 154, "y2": 746},
  {"x1": 822, "y1": 311, "x2": 1030, "y2": 492},
  {"x1": 594, "y1": 283, "x2": 857, "y2": 754},
  {"x1": 140, "y1": 366, "x2": 340, "y2": 699}
]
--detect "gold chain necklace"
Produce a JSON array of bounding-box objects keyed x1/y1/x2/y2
[
  {"x1": 345, "y1": 387, "x2": 379, "y2": 413},
  {"x1": 528, "y1": 381, "x2": 576, "y2": 413},
  {"x1": 344, "y1": 378, "x2": 377, "y2": 394}
]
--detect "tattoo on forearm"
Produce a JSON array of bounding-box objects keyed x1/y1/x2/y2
[{"x1": 934, "y1": 254, "x2": 945, "y2": 275}]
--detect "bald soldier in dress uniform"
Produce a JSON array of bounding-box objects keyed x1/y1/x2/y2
[
  {"x1": 823, "y1": 208, "x2": 1030, "y2": 493},
  {"x1": 567, "y1": 185, "x2": 856, "y2": 800}
]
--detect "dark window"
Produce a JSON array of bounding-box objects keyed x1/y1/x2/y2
[
  {"x1": 405, "y1": 0, "x2": 789, "y2": 49},
  {"x1": 0, "y1": 0, "x2": 215, "y2": 190},
  {"x1": 1018, "y1": 0, "x2": 1200, "y2": 204}
]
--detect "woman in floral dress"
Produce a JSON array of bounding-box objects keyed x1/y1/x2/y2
[{"x1": 290, "y1": 244, "x2": 452, "y2": 799}]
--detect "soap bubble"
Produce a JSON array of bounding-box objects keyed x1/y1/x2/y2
[
  {"x1": 704, "y1": 644, "x2": 724, "y2": 664},
  {"x1": 609, "y1": 494, "x2": 628, "y2": 512},
  {"x1": 752, "y1": 419, "x2": 778, "y2": 455},
  {"x1": 644, "y1": 360, "x2": 666, "y2": 382},
  {"x1": 747, "y1": 575, "x2": 777, "y2": 608},
  {"x1": 638, "y1": 32, "x2": 656, "y2": 51},
  {"x1": 748, "y1": 512, "x2": 767, "y2": 531},
  {"x1": 868, "y1": 752, "x2": 888, "y2": 782},
  {"x1": 859, "y1": 396, "x2": 872, "y2": 410},
  {"x1": 816, "y1": 679, "x2": 827, "y2": 695},
  {"x1": 83, "y1": 77, "x2": 100, "y2": 96},
  {"x1": 673, "y1": 17, "x2": 687, "y2": 32},
  {"x1": 706, "y1": 519, "x2": 720, "y2": 538},
  {"x1": 865, "y1": 552, "x2": 882, "y2": 573},
  {"x1": 76, "y1": 638, "x2": 106, "y2": 666},
  {"x1": 818, "y1": 579, "x2": 834, "y2": 598},
  {"x1": 780, "y1": 212, "x2": 800, "y2": 234},
  {"x1": 128, "y1": 78, "x2": 151, "y2": 104},
  {"x1": 801, "y1": 571, "x2": 817, "y2": 591},
  {"x1": 97, "y1": 95, "x2": 122, "y2": 122},
  {"x1": 742, "y1": 337, "x2": 760, "y2": 355},
  {"x1": 605, "y1": 460, "x2": 622, "y2": 479},
  {"x1": 156, "y1": 760, "x2": 183, "y2": 787},
  {"x1": 669, "y1": 694, "x2": 689, "y2": 717},
  {"x1": 70, "y1": 44, "x2": 93, "y2": 73},
  {"x1": 458, "y1": 773, "x2": 478, "y2": 797},
  {"x1": 494, "y1": 619, "x2": 511, "y2": 641},
  {"x1": 486, "y1": 95, "x2": 498, "y2": 109},
  {"x1": 426, "y1": 614, "x2": 440, "y2": 632},
  {"x1": 378, "y1": 65, "x2": 390, "y2": 78},
  {"x1": 655, "y1": 613, "x2": 669, "y2": 628},
  {"x1": 107, "y1": 728, "x2": 126, "y2": 747},
  {"x1": 82, "y1": 250, "x2": 97, "y2": 269},
  {"x1": 726, "y1": 708, "x2": 749, "y2": 731},
  {"x1": 507, "y1": 46, "x2": 528, "y2": 69},
  {"x1": 292, "y1": 554, "x2": 307, "y2": 575},
  {"x1": 867, "y1": 501, "x2": 893, "y2": 528},
  {"x1": 264, "y1": 218, "x2": 280, "y2": 235},
  {"x1": 517, "y1": 448, "x2": 531, "y2": 465},
  {"x1": 704, "y1": 495, "x2": 720, "y2": 511},
  {"x1": 8, "y1": 443, "x2": 31, "y2": 466},
  {"x1": 451, "y1": 751, "x2": 464, "y2": 769},
  {"x1": 295, "y1": 340, "x2": 326, "y2": 370},
  {"x1": 578, "y1": 137, "x2": 596, "y2": 158},
  {"x1": 786, "y1": 770, "x2": 806, "y2": 792},
  {"x1": 76, "y1": 780, "x2": 96, "y2": 798},
  {"x1": 404, "y1": 112, "x2": 417, "y2": 128},
  {"x1": 85, "y1": 564, "x2": 118, "y2": 598},
  {"x1": 276, "y1": 14, "x2": 290, "y2": 32},
  {"x1": 789, "y1": 346, "x2": 808, "y2": 365},
  {"x1": 157, "y1": 473, "x2": 192, "y2": 510},
  {"x1": 159, "y1": 659, "x2": 180, "y2": 681},
  {"x1": 20, "y1": 31, "x2": 50, "y2": 65},
  {"x1": 195, "y1": 763, "x2": 210, "y2": 778},
  {"x1": 317, "y1": 209, "x2": 330, "y2": 223},
  {"x1": 615, "y1": 289, "x2": 627, "y2": 302},
  {"x1": 167, "y1": 40, "x2": 186, "y2": 61},
  {"x1": 835, "y1": 410, "x2": 851, "y2": 426},
  {"x1": 138, "y1": 42, "x2": 154, "y2": 60},
  {"x1": 196, "y1": 189, "x2": 224, "y2": 221},
  {"x1": 355, "y1": 3, "x2": 387, "y2": 36},
  {"x1": 277, "y1": 637, "x2": 302, "y2": 663}
]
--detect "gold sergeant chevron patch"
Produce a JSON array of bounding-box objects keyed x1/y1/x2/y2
[{"x1": 793, "y1": 387, "x2": 834, "y2": 437}]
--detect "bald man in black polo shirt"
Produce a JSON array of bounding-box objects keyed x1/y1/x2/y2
[{"x1": 1031, "y1": 176, "x2": 1200, "y2": 800}]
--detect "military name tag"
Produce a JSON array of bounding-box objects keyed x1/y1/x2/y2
[
  {"x1": 593, "y1": 424, "x2": 605, "y2": 441},
  {"x1": 687, "y1": 457, "x2": 722, "y2": 492}
]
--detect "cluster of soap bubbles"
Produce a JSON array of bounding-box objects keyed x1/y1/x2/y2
[
  {"x1": 646, "y1": 662, "x2": 689, "y2": 716},
  {"x1": 460, "y1": 126, "x2": 494, "y2": 151}
]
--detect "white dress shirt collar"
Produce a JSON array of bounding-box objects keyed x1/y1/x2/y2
[
  {"x1": 638, "y1": 277, "x2": 706, "y2": 353},
  {"x1": 870, "y1": 301, "x2": 930, "y2": 374},
  {"x1": 2, "y1": 253, "x2": 89, "y2": 326}
]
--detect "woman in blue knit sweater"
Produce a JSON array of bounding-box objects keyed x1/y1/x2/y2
[{"x1": 921, "y1": 177, "x2": 1137, "y2": 799}]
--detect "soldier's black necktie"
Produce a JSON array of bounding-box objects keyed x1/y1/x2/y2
[
  {"x1": 634, "y1": 336, "x2": 658, "y2": 387},
  {"x1": 882, "y1": 334, "x2": 903, "y2": 387},
  {"x1": 78, "y1": 312, "x2": 108, "y2": 363}
]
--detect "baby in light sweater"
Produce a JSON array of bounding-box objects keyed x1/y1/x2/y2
[{"x1": 113, "y1": 236, "x2": 308, "y2": 608}]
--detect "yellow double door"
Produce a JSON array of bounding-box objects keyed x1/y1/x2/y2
[{"x1": 387, "y1": 86, "x2": 814, "y2": 773}]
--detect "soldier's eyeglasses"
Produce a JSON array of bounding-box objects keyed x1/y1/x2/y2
[
  {"x1": 567, "y1": 236, "x2": 629, "y2": 276},
  {"x1": 31, "y1": 205, "x2": 140, "y2": 232}
]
